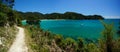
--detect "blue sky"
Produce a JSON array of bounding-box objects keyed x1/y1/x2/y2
[{"x1": 14, "y1": 0, "x2": 120, "y2": 19}]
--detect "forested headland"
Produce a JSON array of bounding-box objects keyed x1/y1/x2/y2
[{"x1": 18, "y1": 11, "x2": 104, "y2": 20}]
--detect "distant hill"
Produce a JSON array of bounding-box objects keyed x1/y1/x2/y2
[{"x1": 18, "y1": 11, "x2": 104, "y2": 20}]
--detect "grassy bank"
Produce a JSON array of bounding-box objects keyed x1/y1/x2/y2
[
  {"x1": 24, "y1": 25, "x2": 63, "y2": 52},
  {"x1": 24, "y1": 25, "x2": 51, "y2": 52},
  {"x1": 0, "y1": 26, "x2": 18, "y2": 52}
]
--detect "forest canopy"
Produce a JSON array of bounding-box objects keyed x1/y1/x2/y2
[{"x1": 18, "y1": 11, "x2": 104, "y2": 20}]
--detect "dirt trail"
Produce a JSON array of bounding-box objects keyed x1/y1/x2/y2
[{"x1": 8, "y1": 27, "x2": 28, "y2": 52}]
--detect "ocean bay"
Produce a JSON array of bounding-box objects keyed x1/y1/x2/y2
[{"x1": 40, "y1": 19, "x2": 119, "y2": 40}]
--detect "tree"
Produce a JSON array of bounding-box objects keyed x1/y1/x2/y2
[
  {"x1": 86, "y1": 43, "x2": 100, "y2": 52},
  {"x1": 54, "y1": 35, "x2": 64, "y2": 46},
  {"x1": 0, "y1": 0, "x2": 14, "y2": 8},
  {"x1": 59, "y1": 37, "x2": 77, "y2": 52},
  {"x1": 117, "y1": 22, "x2": 120, "y2": 36},
  {"x1": 13, "y1": 10, "x2": 22, "y2": 26},
  {"x1": 77, "y1": 37, "x2": 84, "y2": 52},
  {"x1": 101, "y1": 21, "x2": 114, "y2": 52},
  {"x1": 0, "y1": 3, "x2": 21, "y2": 26},
  {"x1": 0, "y1": 12, "x2": 7, "y2": 26}
]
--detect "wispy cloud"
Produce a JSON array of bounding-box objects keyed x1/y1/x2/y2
[{"x1": 103, "y1": 16, "x2": 120, "y2": 19}]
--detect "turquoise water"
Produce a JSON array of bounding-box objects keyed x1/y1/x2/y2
[
  {"x1": 40, "y1": 19, "x2": 120, "y2": 40},
  {"x1": 22, "y1": 19, "x2": 120, "y2": 41},
  {"x1": 21, "y1": 20, "x2": 27, "y2": 25}
]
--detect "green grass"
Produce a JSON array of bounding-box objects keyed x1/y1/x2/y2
[{"x1": 24, "y1": 25, "x2": 50, "y2": 52}]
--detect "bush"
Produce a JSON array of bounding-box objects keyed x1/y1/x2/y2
[{"x1": 0, "y1": 12, "x2": 7, "y2": 26}]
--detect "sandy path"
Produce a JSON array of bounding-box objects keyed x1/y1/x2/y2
[{"x1": 8, "y1": 27, "x2": 28, "y2": 52}]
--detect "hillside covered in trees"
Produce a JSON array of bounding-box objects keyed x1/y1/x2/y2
[
  {"x1": 0, "y1": 0, "x2": 21, "y2": 26},
  {"x1": 18, "y1": 11, "x2": 104, "y2": 20}
]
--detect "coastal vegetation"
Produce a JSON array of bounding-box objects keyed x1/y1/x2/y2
[
  {"x1": 0, "y1": 1, "x2": 21, "y2": 26},
  {"x1": 24, "y1": 21, "x2": 120, "y2": 52},
  {"x1": 117, "y1": 22, "x2": 120, "y2": 36},
  {"x1": 0, "y1": 0, "x2": 19, "y2": 52}
]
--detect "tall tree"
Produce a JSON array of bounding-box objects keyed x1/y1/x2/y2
[
  {"x1": 101, "y1": 21, "x2": 114, "y2": 52},
  {"x1": 0, "y1": 0, "x2": 14, "y2": 8},
  {"x1": 117, "y1": 22, "x2": 120, "y2": 36},
  {"x1": 0, "y1": 12, "x2": 7, "y2": 26}
]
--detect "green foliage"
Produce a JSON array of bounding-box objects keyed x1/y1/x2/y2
[
  {"x1": 100, "y1": 21, "x2": 114, "y2": 52},
  {"x1": 19, "y1": 12, "x2": 104, "y2": 20},
  {"x1": 77, "y1": 37, "x2": 84, "y2": 52},
  {"x1": 112, "y1": 38, "x2": 120, "y2": 52},
  {"x1": 0, "y1": 3, "x2": 12, "y2": 13},
  {"x1": 19, "y1": 12, "x2": 44, "y2": 20},
  {"x1": 54, "y1": 35, "x2": 63, "y2": 45},
  {"x1": 59, "y1": 37, "x2": 78, "y2": 52},
  {"x1": 0, "y1": 3, "x2": 21, "y2": 26},
  {"x1": 0, "y1": 12, "x2": 7, "y2": 26},
  {"x1": 98, "y1": 39, "x2": 106, "y2": 52},
  {"x1": 1, "y1": 0, "x2": 14, "y2": 8},
  {"x1": 26, "y1": 20, "x2": 40, "y2": 26},
  {"x1": 85, "y1": 43, "x2": 100, "y2": 52},
  {"x1": 117, "y1": 22, "x2": 120, "y2": 36},
  {"x1": 25, "y1": 25, "x2": 51, "y2": 52}
]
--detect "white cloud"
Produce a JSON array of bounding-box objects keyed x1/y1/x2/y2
[{"x1": 103, "y1": 16, "x2": 120, "y2": 19}]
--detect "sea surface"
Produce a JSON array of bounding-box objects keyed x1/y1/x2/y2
[{"x1": 22, "y1": 19, "x2": 120, "y2": 41}]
